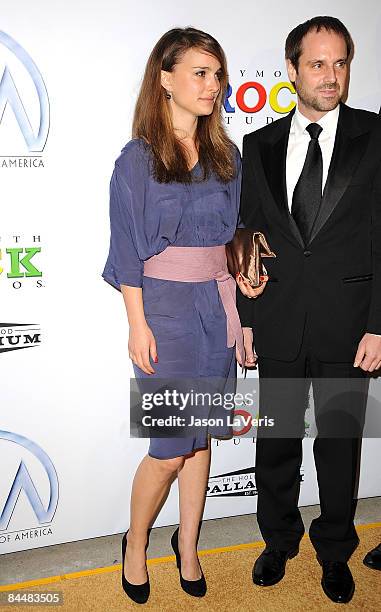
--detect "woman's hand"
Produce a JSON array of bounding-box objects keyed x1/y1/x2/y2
[
  {"x1": 128, "y1": 321, "x2": 158, "y2": 374},
  {"x1": 120, "y1": 285, "x2": 158, "y2": 375},
  {"x1": 236, "y1": 273, "x2": 268, "y2": 299},
  {"x1": 235, "y1": 327, "x2": 257, "y2": 368},
  {"x1": 243, "y1": 327, "x2": 257, "y2": 368}
]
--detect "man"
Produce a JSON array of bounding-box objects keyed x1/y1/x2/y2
[{"x1": 237, "y1": 16, "x2": 381, "y2": 604}]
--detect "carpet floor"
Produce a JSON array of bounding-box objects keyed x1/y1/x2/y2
[{"x1": 1, "y1": 524, "x2": 380, "y2": 611}]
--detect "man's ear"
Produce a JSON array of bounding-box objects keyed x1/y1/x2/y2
[
  {"x1": 286, "y1": 59, "x2": 297, "y2": 84},
  {"x1": 161, "y1": 70, "x2": 172, "y2": 93}
]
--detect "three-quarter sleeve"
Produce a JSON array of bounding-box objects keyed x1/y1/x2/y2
[
  {"x1": 102, "y1": 161, "x2": 144, "y2": 290},
  {"x1": 230, "y1": 145, "x2": 244, "y2": 229}
]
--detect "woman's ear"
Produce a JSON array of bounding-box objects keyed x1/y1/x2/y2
[{"x1": 161, "y1": 70, "x2": 172, "y2": 94}]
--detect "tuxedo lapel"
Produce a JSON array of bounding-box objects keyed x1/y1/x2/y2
[
  {"x1": 309, "y1": 104, "x2": 372, "y2": 243},
  {"x1": 261, "y1": 128, "x2": 288, "y2": 215},
  {"x1": 260, "y1": 110, "x2": 305, "y2": 247}
]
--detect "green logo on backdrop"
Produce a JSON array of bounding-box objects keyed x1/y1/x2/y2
[{"x1": 5, "y1": 247, "x2": 42, "y2": 277}]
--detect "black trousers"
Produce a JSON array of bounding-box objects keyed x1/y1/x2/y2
[{"x1": 255, "y1": 322, "x2": 368, "y2": 562}]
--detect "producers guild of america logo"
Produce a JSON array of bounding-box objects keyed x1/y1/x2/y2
[
  {"x1": 0, "y1": 30, "x2": 49, "y2": 165},
  {"x1": 207, "y1": 467, "x2": 257, "y2": 498},
  {"x1": 0, "y1": 431, "x2": 59, "y2": 544},
  {"x1": 0, "y1": 324, "x2": 41, "y2": 353},
  {"x1": 0, "y1": 234, "x2": 44, "y2": 289}
]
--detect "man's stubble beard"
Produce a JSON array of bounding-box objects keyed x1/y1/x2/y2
[{"x1": 295, "y1": 81, "x2": 342, "y2": 113}]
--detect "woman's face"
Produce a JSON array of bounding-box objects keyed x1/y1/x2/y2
[{"x1": 161, "y1": 47, "x2": 222, "y2": 121}]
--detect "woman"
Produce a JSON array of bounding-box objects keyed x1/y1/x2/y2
[{"x1": 103, "y1": 27, "x2": 265, "y2": 604}]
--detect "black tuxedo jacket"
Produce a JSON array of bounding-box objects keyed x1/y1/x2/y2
[{"x1": 237, "y1": 103, "x2": 381, "y2": 361}]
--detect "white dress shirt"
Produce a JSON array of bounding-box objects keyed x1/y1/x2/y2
[{"x1": 286, "y1": 105, "x2": 340, "y2": 211}]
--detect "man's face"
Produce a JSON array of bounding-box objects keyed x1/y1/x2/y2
[{"x1": 287, "y1": 28, "x2": 349, "y2": 120}]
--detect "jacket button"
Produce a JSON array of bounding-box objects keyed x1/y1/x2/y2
[{"x1": 303, "y1": 250, "x2": 312, "y2": 257}]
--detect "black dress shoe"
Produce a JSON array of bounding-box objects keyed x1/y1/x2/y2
[
  {"x1": 171, "y1": 528, "x2": 207, "y2": 597},
  {"x1": 121, "y1": 531, "x2": 150, "y2": 604},
  {"x1": 363, "y1": 543, "x2": 381, "y2": 570},
  {"x1": 317, "y1": 557, "x2": 354, "y2": 604},
  {"x1": 252, "y1": 546, "x2": 299, "y2": 586}
]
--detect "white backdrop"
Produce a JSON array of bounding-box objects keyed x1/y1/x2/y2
[{"x1": 1, "y1": 0, "x2": 381, "y2": 555}]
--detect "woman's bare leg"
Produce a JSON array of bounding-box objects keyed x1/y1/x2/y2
[
  {"x1": 177, "y1": 442, "x2": 211, "y2": 580},
  {"x1": 125, "y1": 454, "x2": 184, "y2": 584}
]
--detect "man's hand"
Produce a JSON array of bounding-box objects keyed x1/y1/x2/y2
[
  {"x1": 242, "y1": 327, "x2": 257, "y2": 368},
  {"x1": 354, "y1": 333, "x2": 381, "y2": 371}
]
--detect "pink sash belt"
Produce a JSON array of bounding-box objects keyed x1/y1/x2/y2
[{"x1": 143, "y1": 245, "x2": 244, "y2": 365}]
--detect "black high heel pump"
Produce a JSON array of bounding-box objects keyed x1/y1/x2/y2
[
  {"x1": 121, "y1": 530, "x2": 150, "y2": 604},
  {"x1": 170, "y1": 527, "x2": 207, "y2": 597}
]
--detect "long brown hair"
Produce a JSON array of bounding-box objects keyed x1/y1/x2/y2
[{"x1": 132, "y1": 27, "x2": 236, "y2": 183}]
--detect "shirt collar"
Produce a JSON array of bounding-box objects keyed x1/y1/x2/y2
[{"x1": 290, "y1": 104, "x2": 340, "y2": 139}]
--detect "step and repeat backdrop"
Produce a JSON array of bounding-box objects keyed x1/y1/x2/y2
[{"x1": 1, "y1": 0, "x2": 381, "y2": 555}]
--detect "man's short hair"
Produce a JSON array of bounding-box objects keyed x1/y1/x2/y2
[{"x1": 285, "y1": 16, "x2": 353, "y2": 71}]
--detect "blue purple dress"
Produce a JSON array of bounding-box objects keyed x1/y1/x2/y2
[{"x1": 103, "y1": 139, "x2": 241, "y2": 459}]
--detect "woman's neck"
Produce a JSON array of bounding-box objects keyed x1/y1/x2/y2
[{"x1": 170, "y1": 107, "x2": 198, "y2": 141}]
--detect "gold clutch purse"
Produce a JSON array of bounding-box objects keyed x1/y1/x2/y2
[{"x1": 226, "y1": 230, "x2": 276, "y2": 287}]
